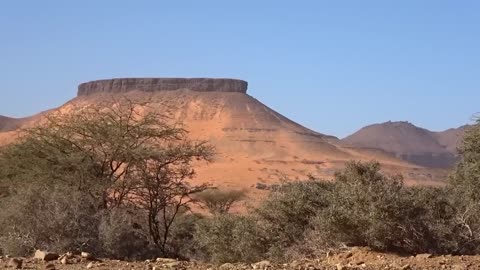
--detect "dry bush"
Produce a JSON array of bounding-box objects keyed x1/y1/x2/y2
[
  {"x1": 0, "y1": 185, "x2": 101, "y2": 256},
  {"x1": 98, "y1": 208, "x2": 152, "y2": 260},
  {"x1": 165, "y1": 213, "x2": 204, "y2": 259}
]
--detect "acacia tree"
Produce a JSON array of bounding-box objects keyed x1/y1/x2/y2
[
  {"x1": 194, "y1": 189, "x2": 247, "y2": 215},
  {"x1": 134, "y1": 142, "x2": 213, "y2": 254},
  {"x1": 0, "y1": 98, "x2": 213, "y2": 254}
]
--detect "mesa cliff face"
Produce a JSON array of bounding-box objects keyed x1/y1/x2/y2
[{"x1": 78, "y1": 78, "x2": 248, "y2": 96}]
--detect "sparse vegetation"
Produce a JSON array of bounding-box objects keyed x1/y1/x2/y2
[{"x1": 0, "y1": 109, "x2": 480, "y2": 264}]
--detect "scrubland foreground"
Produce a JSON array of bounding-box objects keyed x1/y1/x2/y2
[{"x1": 1, "y1": 101, "x2": 480, "y2": 270}]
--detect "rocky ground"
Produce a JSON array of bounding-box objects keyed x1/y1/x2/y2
[{"x1": 2, "y1": 247, "x2": 480, "y2": 270}]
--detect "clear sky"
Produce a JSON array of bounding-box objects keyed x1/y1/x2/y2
[{"x1": 0, "y1": 1, "x2": 478, "y2": 138}]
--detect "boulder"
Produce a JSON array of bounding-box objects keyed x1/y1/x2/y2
[
  {"x1": 252, "y1": 260, "x2": 271, "y2": 269},
  {"x1": 156, "y1": 258, "x2": 177, "y2": 264},
  {"x1": 34, "y1": 250, "x2": 59, "y2": 262},
  {"x1": 81, "y1": 252, "x2": 98, "y2": 261},
  {"x1": 7, "y1": 258, "x2": 22, "y2": 269},
  {"x1": 255, "y1": 183, "x2": 268, "y2": 190},
  {"x1": 219, "y1": 263, "x2": 235, "y2": 269},
  {"x1": 44, "y1": 263, "x2": 56, "y2": 270},
  {"x1": 164, "y1": 261, "x2": 181, "y2": 268},
  {"x1": 416, "y1": 253, "x2": 433, "y2": 259},
  {"x1": 81, "y1": 252, "x2": 92, "y2": 259},
  {"x1": 60, "y1": 256, "x2": 69, "y2": 265}
]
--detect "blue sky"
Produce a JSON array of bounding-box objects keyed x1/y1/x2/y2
[{"x1": 0, "y1": 1, "x2": 478, "y2": 138}]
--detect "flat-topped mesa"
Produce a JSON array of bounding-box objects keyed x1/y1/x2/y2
[{"x1": 77, "y1": 78, "x2": 248, "y2": 96}]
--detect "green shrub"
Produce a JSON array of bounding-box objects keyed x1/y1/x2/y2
[
  {"x1": 194, "y1": 214, "x2": 266, "y2": 263},
  {"x1": 301, "y1": 161, "x2": 461, "y2": 255},
  {"x1": 448, "y1": 120, "x2": 480, "y2": 254},
  {"x1": 314, "y1": 161, "x2": 408, "y2": 251},
  {"x1": 250, "y1": 161, "x2": 465, "y2": 258},
  {"x1": 401, "y1": 186, "x2": 458, "y2": 254},
  {"x1": 255, "y1": 179, "x2": 333, "y2": 260}
]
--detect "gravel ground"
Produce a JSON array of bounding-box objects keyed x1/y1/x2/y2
[{"x1": 2, "y1": 247, "x2": 480, "y2": 270}]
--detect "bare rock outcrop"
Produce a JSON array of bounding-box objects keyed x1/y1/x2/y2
[{"x1": 77, "y1": 78, "x2": 248, "y2": 96}]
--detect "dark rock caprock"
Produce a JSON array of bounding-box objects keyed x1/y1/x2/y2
[{"x1": 77, "y1": 78, "x2": 248, "y2": 96}]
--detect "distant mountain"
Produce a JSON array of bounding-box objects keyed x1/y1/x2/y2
[
  {"x1": 0, "y1": 108, "x2": 55, "y2": 133},
  {"x1": 433, "y1": 125, "x2": 469, "y2": 153},
  {"x1": 0, "y1": 115, "x2": 24, "y2": 132},
  {"x1": 342, "y1": 121, "x2": 466, "y2": 168}
]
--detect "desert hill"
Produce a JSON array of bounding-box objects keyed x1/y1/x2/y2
[
  {"x1": 0, "y1": 115, "x2": 26, "y2": 132},
  {"x1": 0, "y1": 109, "x2": 54, "y2": 145},
  {"x1": 0, "y1": 78, "x2": 447, "y2": 187},
  {"x1": 342, "y1": 121, "x2": 466, "y2": 168},
  {"x1": 433, "y1": 125, "x2": 468, "y2": 153}
]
